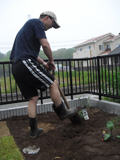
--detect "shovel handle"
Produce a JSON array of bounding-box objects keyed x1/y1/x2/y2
[{"x1": 57, "y1": 84, "x2": 70, "y2": 109}]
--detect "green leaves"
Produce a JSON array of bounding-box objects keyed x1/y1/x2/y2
[
  {"x1": 104, "y1": 133, "x2": 111, "y2": 141},
  {"x1": 78, "y1": 110, "x2": 84, "y2": 120},
  {"x1": 107, "y1": 121, "x2": 114, "y2": 130},
  {"x1": 116, "y1": 135, "x2": 120, "y2": 138},
  {"x1": 104, "y1": 121, "x2": 114, "y2": 141},
  {"x1": 104, "y1": 121, "x2": 120, "y2": 141}
]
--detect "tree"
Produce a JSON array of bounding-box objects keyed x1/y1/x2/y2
[
  {"x1": 0, "y1": 52, "x2": 5, "y2": 61},
  {"x1": 1, "y1": 48, "x2": 76, "y2": 61}
]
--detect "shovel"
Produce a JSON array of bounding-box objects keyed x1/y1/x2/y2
[{"x1": 52, "y1": 69, "x2": 82, "y2": 124}]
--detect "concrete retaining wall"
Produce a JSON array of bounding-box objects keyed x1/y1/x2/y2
[
  {"x1": 89, "y1": 98, "x2": 120, "y2": 115},
  {"x1": 0, "y1": 98, "x2": 120, "y2": 120}
]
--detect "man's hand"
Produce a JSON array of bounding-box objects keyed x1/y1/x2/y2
[
  {"x1": 42, "y1": 61, "x2": 49, "y2": 70},
  {"x1": 47, "y1": 61, "x2": 56, "y2": 70},
  {"x1": 42, "y1": 61, "x2": 56, "y2": 71}
]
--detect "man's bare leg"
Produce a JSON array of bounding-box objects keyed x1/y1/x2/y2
[
  {"x1": 28, "y1": 96, "x2": 38, "y2": 118},
  {"x1": 49, "y1": 80, "x2": 62, "y2": 107}
]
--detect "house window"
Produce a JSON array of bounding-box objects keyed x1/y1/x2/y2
[
  {"x1": 107, "y1": 44, "x2": 110, "y2": 49},
  {"x1": 116, "y1": 44, "x2": 120, "y2": 48},
  {"x1": 78, "y1": 48, "x2": 82, "y2": 52},
  {"x1": 79, "y1": 48, "x2": 82, "y2": 52},
  {"x1": 99, "y1": 45, "x2": 104, "y2": 50},
  {"x1": 87, "y1": 45, "x2": 91, "y2": 49}
]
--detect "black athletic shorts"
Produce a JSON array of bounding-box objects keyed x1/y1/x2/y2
[{"x1": 12, "y1": 59, "x2": 54, "y2": 99}]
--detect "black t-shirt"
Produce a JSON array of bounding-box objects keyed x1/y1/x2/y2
[{"x1": 10, "y1": 19, "x2": 47, "y2": 63}]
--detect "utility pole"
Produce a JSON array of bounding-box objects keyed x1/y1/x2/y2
[{"x1": 27, "y1": 14, "x2": 31, "y2": 20}]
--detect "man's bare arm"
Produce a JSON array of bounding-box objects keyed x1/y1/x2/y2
[
  {"x1": 37, "y1": 56, "x2": 46, "y2": 65},
  {"x1": 39, "y1": 38, "x2": 55, "y2": 69},
  {"x1": 39, "y1": 38, "x2": 53, "y2": 61}
]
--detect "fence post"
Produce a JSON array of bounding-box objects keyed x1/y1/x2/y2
[
  {"x1": 97, "y1": 56, "x2": 101, "y2": 100},
  {"x1": 69, "y1": 59, "x2": 73, "y2": 99},
  {"x1": 40, "y1": 91, "x2": 43, "y2": 104}
]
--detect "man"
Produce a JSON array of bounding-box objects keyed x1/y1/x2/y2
[{"x1": 10, "y1": 11, "x2": 77, "y2": 138}]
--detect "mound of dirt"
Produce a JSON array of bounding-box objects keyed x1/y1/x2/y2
[{"x1": 6, "y1": 107, "x2": 120, "y2": 160}]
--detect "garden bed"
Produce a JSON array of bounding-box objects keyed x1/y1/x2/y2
[{"x1": 6, "y1": 107, "x2": 120, "y2": 160}]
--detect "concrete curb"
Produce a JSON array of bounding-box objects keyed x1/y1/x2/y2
[
  {"x1": 0, "y1": 98, "x2": 120, "y2": 120},
  {"x1": 89, "y1": 98, "x2": 120, "y2": 115}
]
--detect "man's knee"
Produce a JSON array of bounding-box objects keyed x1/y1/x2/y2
[
  {"x1": 50, "y1": 80, "x2": 58, "y2": 89},
  {"x1": 29, "y1": 96, "x2": 39, "y2": 103}
]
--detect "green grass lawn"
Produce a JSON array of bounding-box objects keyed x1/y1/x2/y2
[{"x1": 0, "y1": 136, "x2": 24, "y2": 160}]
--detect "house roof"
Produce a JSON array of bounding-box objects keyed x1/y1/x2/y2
[
  {"x1": 74, "y1": 32, "x2": 115, "y2": 48},
  {"x1": 109, "y1": 45, "x2": 120, "y2": 55},
  {"x1": 99, "y1": 50, "x2": 111, "y2": 56},
  {"x1": 99, "y1": 45, "x2": 120, "y2": 56},
  {"x1": 104, "y1": 34, "x2": 120, "y2": 43}
]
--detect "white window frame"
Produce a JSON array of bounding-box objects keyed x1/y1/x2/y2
[
  {"x1": 77, "y1": 48, "x2": 82, "y2": 52},
  {"x1": 99, "y1": 45, "x2": 104, "y2": 50},
  {"x1": 79, "y1": 48, "x2": 82, "y2": 52},
  {"x1": 87, "y1": 45, "x2": 91, "y2": 50},
  {"x1": 107, "y1": 44, "x2": 110, "y2": 48}
]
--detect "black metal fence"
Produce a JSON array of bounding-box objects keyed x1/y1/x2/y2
[{"x1": 0, "y1": 53, "x2": 120, "y2": 105}]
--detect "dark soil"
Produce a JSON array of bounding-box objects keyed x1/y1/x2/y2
[{"x1": 6, "y1": 107, "x2": 120, "y2": 160}]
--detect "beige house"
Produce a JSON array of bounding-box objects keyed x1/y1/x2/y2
[{"x1": 73, "y1": 32, "x2": 120, "y2": 59}]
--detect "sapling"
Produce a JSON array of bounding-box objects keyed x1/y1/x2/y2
[
  {"x1": 78, "y1": 110, "x2": 84, "y2": 120},
  {"x1": 104, "y1": 121, "x2": 114, "y2": 141},
  {"x1": 104, "y1": 121, "x2": 120, "y2": 141},
  {"x1": 78, "y1": 95, "x2": 91, "y2": 120}
]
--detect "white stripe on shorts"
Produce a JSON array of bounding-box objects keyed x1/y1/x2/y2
[{"x1": 22, "y1": 59, "x2": 53, "y2": 87}]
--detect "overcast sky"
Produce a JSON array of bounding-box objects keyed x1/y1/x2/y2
[{"x1": 0, "y1": 0, "x2": 120, "y2": 54}]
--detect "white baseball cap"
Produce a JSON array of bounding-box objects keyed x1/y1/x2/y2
[{"x1": 40, "y1": 11, "x2": 60, "y2": 29}]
